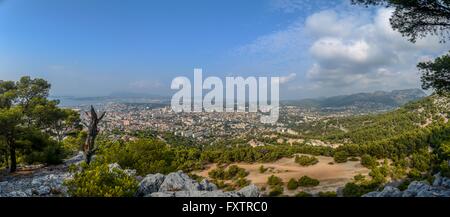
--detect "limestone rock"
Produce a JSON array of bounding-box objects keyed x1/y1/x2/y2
[
  {"x1": 136, "y1": 173, "x2": 165, "y2": 197},
  {"x1": 199, "y1": 179, "x2": 218, "y2": 191},
  {"x1": 238, "y1": 184, "x2": 260, "y2": 197},
  {"x1": 174, "y1": 191, "x2": 241, "y2": 197},
  {"x1": 159, "y1": 171, "x2": 201, "y2": 192}
]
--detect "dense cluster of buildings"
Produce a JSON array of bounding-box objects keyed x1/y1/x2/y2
[{"x1": 72, "y1": 102, "x2": 359, "y2": 142}]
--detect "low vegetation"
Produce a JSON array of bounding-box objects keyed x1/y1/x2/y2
[
  {"x1": 65, "y1": 162, "x2": 138, "y2": 197},
  {"x1": 298, "y1": 176, "x2": 320, "y2": 187},
  {"x1": 294, "y1": 155, "x2": 319, "y2": 166}
]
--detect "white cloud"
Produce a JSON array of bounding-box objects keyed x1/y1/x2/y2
[
  {"x1": 305, "y1": 10, "x2": 362, "y2": 38},
  {"x1": 305, "y1": 8, "x2": 450, "y2": 93},
  {"x1": 234, "y1": 6, "x2": 450, "y2": 98},
  {"x1": 237, "y1": 19, "x2": 305, "y2": 55},
  {"x1": 279, "y1": 73, "x2": 297, "y2": 84}
]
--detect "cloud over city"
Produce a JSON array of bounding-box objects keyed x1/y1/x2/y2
[{"x1": 237, "y1": 6, "x2": 450, "y2": 97}]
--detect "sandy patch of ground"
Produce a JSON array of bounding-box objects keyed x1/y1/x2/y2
[{"x1": 195, "y1": 156, "x2": 369, "y2": 195}]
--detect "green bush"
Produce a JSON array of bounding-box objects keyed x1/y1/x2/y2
[
  {"x1": 334, "y1": 151, "x2": 348, "y2": 163},
  {"x1": 209, "y1": 168, "x2": 226, "y2": 180},
  {"x1": 235, "y1": 178, "x2": 251, "y2": 188},
  {"x1": 410, "y1": 151, "x2": 432, "y2": 172},
  {"x1": 212, "y1": 180, "x2": 231, "y2": 190},
  {"x1": 208, "y1": 165, "x2": 248, "y2": 180},
  {"x1": 287, "y1": 178, "x2": 298, "y2": 190},
  {"x1": 298, "y1": 176, "x2": 320, "y2": 187},
  {"x1": 360, "y1": 154, "x2": 378, "y2": 168},
  {"x1": 295, "y1": 191, "x2": 312, "y2": 197},
  {"x1": 397, "y1": 180, "x2": 411, "y2": 191},
  {"x1": 295, "y1": 155, "x2": 319, "y2": 166},
  {"x1": 369, "y1": 167, "x2": 387, "y2": 184},
  {"x1": 65, "y1": 163, "x2": 138, "y2": 197},
  {"x1": 342, "y1": 182, "x2": 379, "y2": 197},
  {"x1": 407, "y1": 168, "x2": 423, "y2": 180},
  {"x1": 62, "y1": 132, "x2": 86, "y2": 154},
  {"x1": 24, "y1": 142, "x2": 66, "y2": 165},
  {"x1": 267, "y1": 175, "x2": 283, "y2": 187},
  {"x1": 20, "y1": 130, "x2": 67, "y2": 165},
  {"x1": 353, "y1": 174, "x2": 366, "y2": 183},
  {"x1": 259, "y1": 165, "x2": 268, "y2": 173},
  {"x1": 41, "y1": 142, "x2": 66, "y2": 165},
  {"x1": 439, "y1": 161, "x2": 450, "y2": 178},
  {"x1": 99, "y1": 139, "x2": 183, "y2": 175},
  {"x1": 268, "y1": 185, "x2": 283, "y2": 197}
]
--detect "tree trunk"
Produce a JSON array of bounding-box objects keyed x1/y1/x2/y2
[{"x1": 83, "y1": 106, "x2": 105, "y2": 164}]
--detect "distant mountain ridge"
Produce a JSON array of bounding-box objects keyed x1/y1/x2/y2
[{"x1": 285, "y1": 89, "x2": 427, "y2": 109}]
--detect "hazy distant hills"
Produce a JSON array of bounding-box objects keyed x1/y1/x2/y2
[
  {"x1": 53, "y1": 89, "x2": 427, "y2": 110},
  {"x1": 285, "y1": 89, "x2": 427, "y2": 110},
  {"x1": 51, "y1": 92, "x2": 170, "y2": 107}
]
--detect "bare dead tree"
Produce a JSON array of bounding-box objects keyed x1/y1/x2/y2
[{"x1": 82, "y1": 105, "x2": 105, "y2": 164}]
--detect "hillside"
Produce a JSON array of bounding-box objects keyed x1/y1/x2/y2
[
  {"x1": 285, "y1": 89, "x2": 427, "y2": 111},
  {"x1": 294, "y1": 94, "x2": 449, "y2": 144}
]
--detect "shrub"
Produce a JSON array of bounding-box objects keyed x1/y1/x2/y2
[
  {"x1": 209, "y1": 168, "x2": 226, "y2": 180},
  {"x1": 259, "y1": 165, "x2": 268, "y2": 173},
  {"x1": 236, "y1": 168, "x2": 249, "y2": 179},
  {"x1": 65, "y1": 163, "x2": 138, "y2": 197},
  {"x1": 334, "y1": 151, "x2": 348, "y2": 163},
  {"x1": 287, "y1": 178, "x2": 298, "y2": 190},
  {"x1": 62, "y1": 132, "x2": 86, "y2": 154},
  {"x1": 295, "y1": 191, "x2": 312, "y2": 197},
  {"x1": 98, "y1": 139, "x2": 179, "y2": 175},
  {"x1": 226, "y1": 165, "x2": 241, "y2": 178},
  {"x1": 298, "y1": 176, "x2": 320, "y2": 187},
  {"x1": 235, "y1": 178, "x2": 250, "y2": 188},
  {"x1": 295, "y1": 155, "x2": 319, "y2": 166},
  {"x1": 267, "y1": 175, "x2": 283, "y2": 187},
  {"x1": 361, "y1": 154, "x2": 378, "y2": 168},
  {"x1": 407, "y1": 168, "x2": 423, "y2": 180},
  {"x1": 342, "y1": 182, "x2": 379, "y2": 197},
  {"x1": 439, "y1": 161, "x2": 450, "y2": 178},
  {"x1": 24, "y1": 142, "x2": 66, "y2": 165},
  {"x1": 397, "y1": 180, "x2": 410, "y2": 191},
  {"x1": 353, "y1": 174, "x2": 366, "y2": 183},
  {"x1": 209, "y1": 165, "x2": 248, "y2": 180},
  {"x1": 41, "y1": 142, "x2": 66, "y2": 165},
  {"x1": 369, "y1": 167, "x2": 387, "y2": 184},
  {"x1": 411, "y1": 151, "x2": 432, "y2": 172},
  {"x1": 212, "y1": 180, "x2": 229, "y2": 190},
  {"x1": 268, "y1": 185, "x2": 283, "y2": 197}
]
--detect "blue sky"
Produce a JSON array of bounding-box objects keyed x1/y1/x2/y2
[{"x1": 1, "y1": 0, "x2": 449, "y2": 99}]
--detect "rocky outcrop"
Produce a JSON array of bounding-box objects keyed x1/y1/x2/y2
[
  {"x1": 1, "y1": 152, "x2": 259, "y2": 198},
  {"x1": 159, "y1": 171, "x2": 203, "y2": 192},
  {"x1": 136, "y1": 173, "x2": 165, "y2": 196},
  {"x1": 136, "y1": 170, "x2": 260, "y2": 197},
  {"x1": 0, "y1": 152, "x2": 85, "y2": 197},
  {"x1": 363, "y1": 174, "x2": 450, "y2": 197},
  {"x1": 0, "y1": 169, "x2": 71, "y2": 197},
  {"x1": 237, "y1": 184, "x2": 260, "y2": 197}
]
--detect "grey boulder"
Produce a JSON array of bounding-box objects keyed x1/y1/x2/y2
[
  {"x1": 136, "y1": 173, "x2": 166, "y2": 196},
  {"x1": 159, "y1": 171, "x2": 201, "y2": 192}
]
